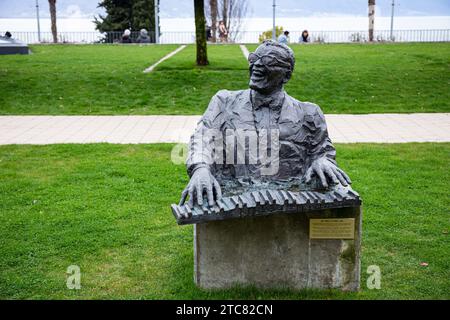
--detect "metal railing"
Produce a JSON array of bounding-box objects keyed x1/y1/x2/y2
[
  {"x1": 2, "y1": 29, "x2": 449, "y2": 44},
  {"x1": 237, "y1": 29, "x2": 450, "y2": 43}
]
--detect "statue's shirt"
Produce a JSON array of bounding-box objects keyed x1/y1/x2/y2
[
  {"x1": 251, "y1": 89, "x2": 284, "y2": 130},
  {"x1": 187, "y1": 89, "x2": 336, "y2": 184}
]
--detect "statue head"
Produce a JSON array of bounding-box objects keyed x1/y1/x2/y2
[{"x1": 248, "y1": 40, "x2": 295, "y2": 94}]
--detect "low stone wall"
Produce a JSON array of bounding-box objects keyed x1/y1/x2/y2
[{"x1": 194, "y1": 206, "x2": 361, "y2": 291}]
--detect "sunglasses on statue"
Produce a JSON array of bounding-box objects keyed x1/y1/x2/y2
[{"x1": 248, "y1": 52, "x2": 291, "y2": 70}]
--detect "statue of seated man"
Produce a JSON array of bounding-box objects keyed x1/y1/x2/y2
[{"x1": 179, "y1": 40, "x2": 351, "y2": 208}]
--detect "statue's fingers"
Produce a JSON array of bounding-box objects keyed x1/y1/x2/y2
[
  {"x1": 206, "y1": 184, "x2": 215, "y2": 207},
  {"x1": 188, "y1": 185, "x2": 195, "y2": 208},
  {"x1": 179, "y1": 188, "x2": 188, "y2": 206},
  {"x1": 337, "y1": 168, "x2": 352, "y2": 184},
  {"x1": 315, "y1": 167, "x2": 328, "y2": 188},
  {"x1": 324, "y1": 166, "x2": 339, "y2": 185},
  {"x1": 304, "y1": 167, "x2": 313, "y2": 183},
  {"x1": 196, "y1": 184, "x2": 203, "y2": 206},
  {"x1": 331, "y1": 167, "x2": 348, "y2": 186},
  {"x1": 213, "y1": 179, "x2": 222, "y2": 200}
]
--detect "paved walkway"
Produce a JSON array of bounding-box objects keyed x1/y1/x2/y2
[
  {"x1": 240, "y1": 45, "x2": 250, "y2": 59},
  {"x1": 0, "y1": 114, "x2": 448, "y2": 145},
  {"x1": 143, "y1": 45, "x2": 186, "y2": 73}
]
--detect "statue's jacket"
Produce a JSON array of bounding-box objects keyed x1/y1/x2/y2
[{"x1": 187, "y1": 89, "x2": 337, "y2": 186}]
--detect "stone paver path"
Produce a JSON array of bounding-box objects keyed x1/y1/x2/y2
[
  {"x1": 0, "y1": 114, "x2": 448, "y2": 145},
  {"x1": 143, "y1": 45, "x2": 186, "y2": 73}
]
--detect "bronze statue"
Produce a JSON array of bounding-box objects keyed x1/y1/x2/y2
[
  {"x1": 175, "y1": 40, "x2": 354, "y2": 220},
  {"x1": 172, "y1": 43, "x2": 361, "y2": 290}
]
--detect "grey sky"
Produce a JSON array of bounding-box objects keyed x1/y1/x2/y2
[{"x1": 1, "y1": 0, "x2": 449, "y2": 18}]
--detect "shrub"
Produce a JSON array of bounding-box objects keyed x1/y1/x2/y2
[{"x1": 258, "y1": 26, "x2": 284, "y2": 42}]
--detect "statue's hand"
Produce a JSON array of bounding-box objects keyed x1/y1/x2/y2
[
  {"x1": 179, "y1": 167, "x2": 222, "y2": 207},
  {"x1": 304, "y1": 157, "x2": 351, "y2": 188}
]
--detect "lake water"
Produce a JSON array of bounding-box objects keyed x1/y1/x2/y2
[
  {"x1": 1, "y1": 16, "x2": 449, "y2": 43},
  {"x1": 1, "y1": 16, "x2": 449, "y2": 32}
]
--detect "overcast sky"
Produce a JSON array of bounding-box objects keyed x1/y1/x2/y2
[{"x1": 1, "y1": 0, "x2": 449, "y2": 18}]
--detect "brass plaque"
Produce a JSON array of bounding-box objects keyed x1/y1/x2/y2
[{"x1": 309, "y1": 218, "x2": 355, "y2": 239}]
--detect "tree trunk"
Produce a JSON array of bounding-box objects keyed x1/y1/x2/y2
[
  {"x1": 210, "y1": 0, "x2": 218, "y2": 43},
  {"x1": 194, "y1": 0, "x2": 208, "y2": 66},
  {"x1": 368, "y1": 0, "x2": 375, "y2": 42},
  {"x1": 49, "y1": 0, "x2": 57, "y2": 43},
  {"x1": 222, "y1": 0, "x2": 229, "y2": 33}
]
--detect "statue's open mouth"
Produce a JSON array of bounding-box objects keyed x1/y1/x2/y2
[{"x1": 252, "y1": 69, "x2": 265, "y2": 78}]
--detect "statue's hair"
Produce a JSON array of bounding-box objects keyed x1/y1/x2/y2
[{"x1": 260, "y1": 40, "x2": 295, "y2": 72}]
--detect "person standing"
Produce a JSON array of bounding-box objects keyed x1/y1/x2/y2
[
  {"x1": 136, "y1": 29, "x2": 151, "y2": 43},
  {"x1": 121, "y1": 29, "x2": 132, "y2": 43},
  {"x1": 278, "y1": 31, "x2": 290, "y2": 44},
  {"x1": 206, "y1": 24, "x2": 212, "y2": 41},
  {"x1": 218, "y1": 21, "x2": 228, "y2": 43},
  {"x1": 300, "y1": 30, "x2": 310, "y2": 43}
]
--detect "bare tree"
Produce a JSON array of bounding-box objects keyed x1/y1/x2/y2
[
  {"x1": 205, "y1": 0, "x2": 249, "y2": 42},
  {"x1": 209, "y1": 0, "x2": 218, "y2": 42},
  {"x1": 223, "y1": 0, "x2": 249, "y2": 42},
  {"x1": 194, "y1": 0, "x2": 208, "y2": 65},
  {"x1": 368, "y1": 0, "x2": 375, "y2": 42},
  {"x1": 221, "y1": 0, "x2": 228, "y2": 31},
  {"x1": 48, "y1": 0, "x2": 57, "y2": 43}
]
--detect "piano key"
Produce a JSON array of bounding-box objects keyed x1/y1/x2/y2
[
  {"x1": 347, "y1": 189, "x2": 360, "y2": 199},
  {"x1": 251, "y1": 191, "x2": 262, "y2": 206},
  {"x1": 280, "y1": 190, "x2": 293, "y2": 205},
  {"x1": 313, "y1": 191, "x2": 327, "y2": 203},
  {"x1": 333, "y1": 190, "x2": 344, "y2": 201},
  {"x1": 335, "y1": 188, "x2": 349, "y2": 201},
  {"x1": 287, "y1": 191, "x2": 300, "y2": 204},
  {"x1": 201, "y1": 203, "x2": 209, "y2": 214},
  {"x1": 217, "y1": 198, "x2": 227, "y2": 211},
  {"x1": 323, "y1": 192, "x2": 335, "y2": 203},
  {"x1": 184, "y1": 205, "x2": 192, "y2": 217},
  {"x1": 272, "y1": 190, "x2": 284, "y2": 205},
  {"x1": 267, "y1": 190, "x2": 278, "y2": 205},
  {"x1": 277, "y1": 190, "x2": 287, "y2": 204},
  {"x1": 171, "y1": 204, "x2": 182, "y2": 219},
  {"x1": 230, "y1": 195, "x2": 242, "y2": 209},
  {"x1": 178, "y1": 205, "x2": 188, "y2": 218},
  {"x1": 243, "y1": 192, "x2": 256, "y2": 208},
  {"x1": 223, "y1": 197, "x2": 236, "y2": 210},
  {"x1": 193, "y1": 206, "x2": 204, "y2": 216},
  {"x1": 259, "y1": 190, "x2": 270, "y2": 204},
  {"x1": 308, "y1": 191, "x2": 320, "y2": 203},
  {"x1": 303, "y1": 191, "x2": 314, "y2": 204},
  {"x1": 211, "y1": 204, "x2": 221, "y2": 214},
  {"x1": 295, "y1": 192, "x2": 308, "y2": 204},
  {"x1": 238, "y1": 194, "x2": 247, "y2": 208}
]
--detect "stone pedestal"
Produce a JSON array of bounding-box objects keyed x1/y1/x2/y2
[{"x1": 194, "y1": 206, "x2": 361, "y2": 291}]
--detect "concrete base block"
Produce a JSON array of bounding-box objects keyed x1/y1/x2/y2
[{"x1": 194, "y1": 206, "x2": 361, "y2": 291}]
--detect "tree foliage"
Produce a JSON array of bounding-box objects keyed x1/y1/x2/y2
[
  {"x1": 94, "y1": 0, "x2": 158, "y2": 34},
  {"x1": 258, "y1": 26, "x2": 283, "y2": 43}
]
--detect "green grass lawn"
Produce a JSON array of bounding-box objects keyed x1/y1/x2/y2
[
  {"x1": 0, "y1": 143, "x2": 448, "y2": 299},
  {"x1": 0, "y1": 43, "x2": 449, "y2": 115},
  {"x1": 0, "y1": 44, "x2": 178, "y2": 114}
]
